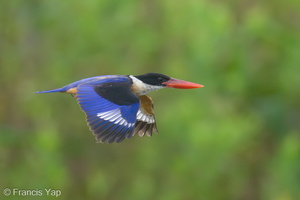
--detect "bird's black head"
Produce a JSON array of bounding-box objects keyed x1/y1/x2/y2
[{"x1": 134, "y1": 73, "x2": 171, "y2": 86}]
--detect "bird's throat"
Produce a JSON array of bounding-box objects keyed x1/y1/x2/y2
[{"x1": 129, "y1": 75, "x2": 163, "y2": 96}]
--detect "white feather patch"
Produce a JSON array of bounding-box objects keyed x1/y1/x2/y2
[
  {"x1": 97, "y1": 109, "x2": 135, "y2": 128},
  {"x1": 136, "y1": 110, "x2": 155, "y2": 124}
]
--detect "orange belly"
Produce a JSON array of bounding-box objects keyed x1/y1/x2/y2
[{"x1": 66, "y1": 87, "x2": 78, "y2": 94}]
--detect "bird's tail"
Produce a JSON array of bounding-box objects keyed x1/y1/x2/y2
[{"x1": 35, "y1": 88, "x2": 65, "y2": 94}]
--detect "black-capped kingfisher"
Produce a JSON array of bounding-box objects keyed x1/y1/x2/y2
[{"x1": 36, "y1": 73, "x2": 204, "y2": 143}]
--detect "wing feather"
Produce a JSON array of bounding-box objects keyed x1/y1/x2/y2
[
  {"x1": 133, "y1": 95, "x2": 158, "y2": 137},
  {"x1": 76, "y1": 80, "x2": 140, "y2": 143}
]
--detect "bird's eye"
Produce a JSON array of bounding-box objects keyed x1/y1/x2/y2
[{"x1": 158, "y1": 77, "x2": 164, "y2": 82}]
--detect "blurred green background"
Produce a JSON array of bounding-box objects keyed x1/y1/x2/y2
[{"x1": 1, "y1": 0, "x2": 300, "y2": 200}]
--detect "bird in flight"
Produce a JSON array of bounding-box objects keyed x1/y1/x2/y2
[{"x1": 36, "y1": 73, "x2": 203, "y2": 143}]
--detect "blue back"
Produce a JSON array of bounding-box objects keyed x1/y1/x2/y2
[
  {"x1": 36, "y1": 75, "x2": 130, "y2": 93},
  {"x1": 62, "y1": 75, "x2": 130, "y2": 91}
]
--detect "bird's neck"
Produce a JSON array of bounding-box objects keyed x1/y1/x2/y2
[{"x1": 129, "y1": 75, "x2": 163, "y2": 96}]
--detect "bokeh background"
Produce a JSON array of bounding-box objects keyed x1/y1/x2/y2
[{"x1": 1, "y1": 0, "x2": 300, "y2": 200}]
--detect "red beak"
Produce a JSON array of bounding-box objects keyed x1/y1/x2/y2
[{"x1": 162, "y1": 78, "x2": 204, "y2": 89}]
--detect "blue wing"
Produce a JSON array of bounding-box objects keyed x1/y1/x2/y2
[{"x1": 76, "y1": 80, "x2": 140, "y2": 143}]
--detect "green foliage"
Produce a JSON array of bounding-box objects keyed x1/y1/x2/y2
[{"x1": 1, "y1": 0, "x2": 299, "y2": 199}]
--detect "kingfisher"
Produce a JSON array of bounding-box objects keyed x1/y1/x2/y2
[{"x1": 36, "y1": 73, "x2": 203, "y2": 143}]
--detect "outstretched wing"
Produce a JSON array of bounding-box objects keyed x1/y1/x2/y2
[
  {"x1": 76, "y1": 79, "x2": 140, "y2": 143},
  {"x1": 133, "y1": 95, "x2": 158, "y2": 137}
]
